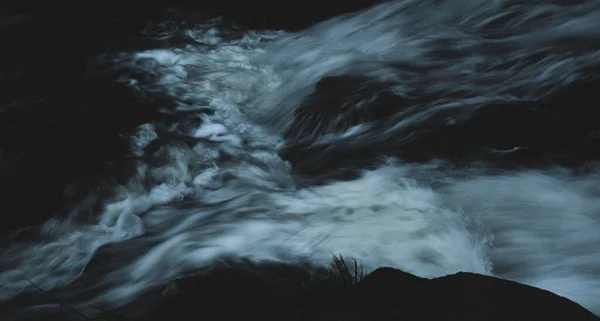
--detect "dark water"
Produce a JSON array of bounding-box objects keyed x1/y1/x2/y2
[{"x1": 2, "y1": 0, "x2": 600, "y2": 318}]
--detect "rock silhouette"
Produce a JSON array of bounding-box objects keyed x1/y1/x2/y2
[{"x1": 3, "y1": 260, "x2": 597, "y2": 321}]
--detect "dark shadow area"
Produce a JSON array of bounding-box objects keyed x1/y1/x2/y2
[{"x1": 1, "y1": 258, "x2": 598, "y2": 321}]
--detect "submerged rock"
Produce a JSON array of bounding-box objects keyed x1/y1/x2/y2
[{"x1": 282, "y1": 74, "x2": 600, "y2": 181}]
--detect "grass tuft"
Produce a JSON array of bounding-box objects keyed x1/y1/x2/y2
[{"x1": 329, "y1": 254, "x2": 367, "y2": 286}]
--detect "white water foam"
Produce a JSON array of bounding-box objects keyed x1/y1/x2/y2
[{"x1": 2, "y1": 0, "x2": 600, "y2": 315}]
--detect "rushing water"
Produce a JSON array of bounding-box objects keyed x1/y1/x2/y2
[{"x1": 2, "y1": 0, "x2": 600, "y2": 316}]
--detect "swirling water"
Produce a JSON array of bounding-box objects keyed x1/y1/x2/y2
[{"x1": 2, "y1": 0, "x2": 600, "y2": 316}]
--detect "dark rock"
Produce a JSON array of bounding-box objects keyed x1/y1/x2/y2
[
  {"x1": 142, "y1": 265, "x2": 599, "y2": 321},
  {"x1": 4, "y1": 262, "x2": 597, "y2": 321},
  {"x1": 282, "y1": 73, "x2": 600, "y2": 181},
  {"x1": 284, "y1": 76, "x2": 408, "y2": 140},
  {"x1": 358, "y1": 268, "x2": 599, "y2": 321},
  {"x1": 418, "y1": 272, "x2": 597, "y2": 321}
]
